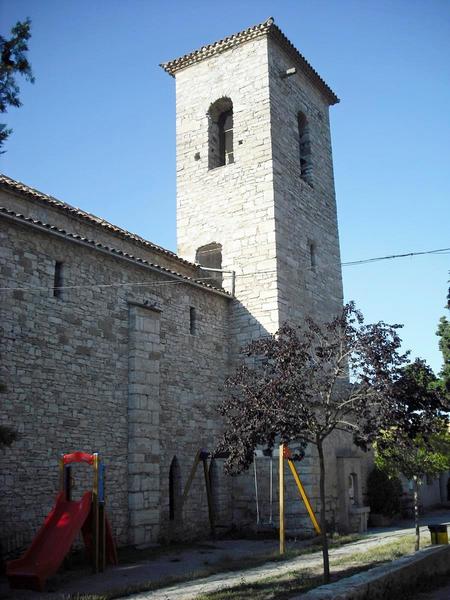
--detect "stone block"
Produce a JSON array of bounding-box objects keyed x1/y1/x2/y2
[{"x1": 129, "y1": 508, "x2": 159, "y2": 527}]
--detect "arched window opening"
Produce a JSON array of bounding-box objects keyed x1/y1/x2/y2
[
  {"x1": 348, "y1": 473, "x2": 358, "y2": 506},
  {"x1": 298, "y1": 112, "x2": 312, "y2": 185},
  {"x1": 196, "y1": 242, "x2": 223, "y2": 287},
  {"x1": 208, "y1": 98, "x2": 234, "y2": 169},
  {"x1": 169, "y1": 456, "x2": 182, "y2": 521}
]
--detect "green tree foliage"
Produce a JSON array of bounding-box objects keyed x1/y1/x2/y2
[
  {"x1": 375, "y1": 359, "x2": 449, "y2": 550},
  {"x1": 436, "y1": 313, "x2": 450, "y2": 399},
  {"x1": 367, "y1": 467, "x2": 402, "y2": 518},
  {"x1": 0, "y1": 18, "x2": 34, "y2": 151},
  {"x1": 376, "y1": 428, "x2": 450, "y2": 551},
  {"x1": 376, "y1": 430, "x2": 450, "y2": 481},
  {"x1": 217, "y1": 302, "x2": 408, "y2": 583}
]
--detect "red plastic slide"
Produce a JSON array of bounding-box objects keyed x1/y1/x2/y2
[{"x1": 7, "y1": 491, "x2": 93, "y2": 591}]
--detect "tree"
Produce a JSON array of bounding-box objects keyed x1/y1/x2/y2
[
  {"x1": 217, "y1": 302, "x2": 408, "y2": 583},
  {"x1": 366, "y1": 467, "x2": 402, "y2": 519},
  {"x1": 0, "y1": 18, "x2": 34, "y2": 152},
  {"x1": 436, "y1": 306, "x2": 450, "y2": 400},
  {"x1": 375, "y1": 359, "x2": 450, "y2": 551}
]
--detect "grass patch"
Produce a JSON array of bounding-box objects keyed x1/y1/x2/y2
[
  {"x1": 194, "y1": 570, "x2": 323, "y2": 600},
  {"x1": 330, "y1": 534, "x2": 426, "y2": 567},
  {"x1": 0, "y1": 534, "x2": 429, "y2": 600},
  {"x1": 195, "y1": 535, "x2": 427, "y2": 600},
  {"x1": 51, "y1": 533, "x2": 362, "y2": 600},
  {"x1": 56, "y1": 534, "x2": 363, "y2": 600}
]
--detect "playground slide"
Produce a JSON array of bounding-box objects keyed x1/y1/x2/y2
[{"x1": 7, "y1": 490, "x2": 93, "y2": 591}]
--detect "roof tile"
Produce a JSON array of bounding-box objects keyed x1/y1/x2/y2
[
  {"x1": 0, "y1": 206, "x2": 230, "y2": 297},
  {"x1": 0, "y1": 174, "x2": 198, "y2": 268},
  {"x1": 160, "y1": 17, "x2": 339, "y2": 105}
]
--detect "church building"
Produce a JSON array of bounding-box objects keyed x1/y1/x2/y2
[{"x1": 0, "y1": 18, "x2": 369, "y2": 555}]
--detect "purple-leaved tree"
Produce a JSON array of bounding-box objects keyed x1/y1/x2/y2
[{"x1": 217, "y1": 302, "x2": 408, "y2": 582}]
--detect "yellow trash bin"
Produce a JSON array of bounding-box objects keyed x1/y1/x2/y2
[{"x1": 428, "y1": 524, "x2": 449, "y2": 545}]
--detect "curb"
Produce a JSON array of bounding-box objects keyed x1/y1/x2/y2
[{"x1": 292, "y1": 545, "x2": 450, "y2": 599}]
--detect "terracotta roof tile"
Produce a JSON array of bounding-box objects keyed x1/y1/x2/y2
[
  {"x1": 0, "y1": 173, "x2": 197, "y2": 268},
  {"x1": 0, "y1": 206, "x2": 231, "y2": 297},
  {"x1": 160, "y1": 17, "x2": 339, "y2": 105}
]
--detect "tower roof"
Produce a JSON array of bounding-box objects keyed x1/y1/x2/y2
[{"x1": 160, "y1": 17, "x2": 339, "y2": 106}]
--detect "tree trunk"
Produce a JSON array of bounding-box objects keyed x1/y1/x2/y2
[
  {"x1": 413, "y1": 476, "x2": 420, "y2": 551},
  {"x1": 317, "y1": 440, "x2": 330, "y2": 583}
]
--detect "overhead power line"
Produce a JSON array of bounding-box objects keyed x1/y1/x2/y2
[
  {"x1": 341, "y1": 247, "x2": 450, "y2": 267},
  {"x1": 0, "y1": 246, "x2": 447, "y2": 293}
]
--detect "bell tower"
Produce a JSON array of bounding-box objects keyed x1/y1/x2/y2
[{"x1": 162, "y1": 17, "x2": 343, "y2": 340}]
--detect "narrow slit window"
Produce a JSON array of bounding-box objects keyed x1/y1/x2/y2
[
  {"x1": 298, "y1": 112, "x2": 312, "y2": 185},
  {"x1": 309, "y1": 243, "x2": 316, "y2": 270},
  {"x1": 169, "y1": 456, "x2": 181, "y2": 521},
  {"x1": 53, "y1": 261, "x2": 63, "y2": 298},
  {"x1": 190, "y1": 307, "x2": 196, "y2": 335}
]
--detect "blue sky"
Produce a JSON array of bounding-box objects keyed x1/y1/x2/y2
[{"x1": 1, "y1": 0, "x2": 449, "y2": 373}]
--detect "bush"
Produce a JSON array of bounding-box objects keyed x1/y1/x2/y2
[{"x1": 367, "y1": 467, "x2": 402, "y2": 517}]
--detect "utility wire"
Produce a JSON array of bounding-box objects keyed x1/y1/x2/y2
[
  {"x1": 0, "y1": 246, "x2": 448, "y2": 293},
  {"x1": 198, "y1": 247, "x2": 450, "y2": 280},
  {"x1": 341, "y1": 247, "x2": 450, "y2": 266},
  {"x1": 0, "y1": 279, "x2": 195, "y2": 293}
]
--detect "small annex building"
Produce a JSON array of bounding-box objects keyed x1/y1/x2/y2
[{"x1": 0, "y1": 18, "x2": 371, "y2": 555}]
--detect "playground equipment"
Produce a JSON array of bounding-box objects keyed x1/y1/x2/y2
[
  {"x1": 253, "y1": 448, "x2": 274, "y2": 530},
  {"x1": 279, "y1": 444, "x2": 321, "y2": 554},
  {"x1": 7, "y1": 451, "x2": 118, "y2": 591},
  {"x1": 181, "y1": 449, "x2": 224, "y2": 538},
  {"x1": 183, "y1": 445, "x2": 320, "y2": 553}
]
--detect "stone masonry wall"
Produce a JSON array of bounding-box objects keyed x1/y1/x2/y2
[
  {"x1": 173, "y1": 31, "x2": 351, "y2": 533},
  {"x1": 175, "y1": 35, "x2": 279, "y2": 347},
  {"x1": 127, "y1": 305, "x2": 161, "y2": 545},
  {"x1": 173, "y1": 36, "x2": 281, "y2": 530},
  {"x1": 0, "y1": 188, "x2": 199, "y2": 279},
  {"x1": 267, "y1": 38, "x2": 346, "y2": 529},
  {"x1": 268, "y1": 38, "x2": 344, "y2": 326},
  {"x1": 0, "y1": 209, "x2": 231, "y2": 553}
]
